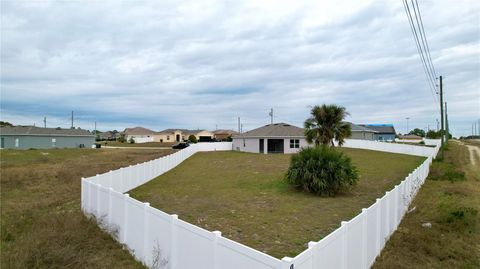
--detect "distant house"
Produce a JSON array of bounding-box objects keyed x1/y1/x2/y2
[
  {"x1": 232, "y1": 123, "x2": 307, "y2": 154},
  {"x1": 397, "y1": 134, "x2": 423, "y2": 143},
  {"x1": 213, "y1": 129, "x2": 238, "y2": 141},
  {"x1": 347, "y1": 122, "x2": 377, "y2": 141},
  {"x1": 360, "y1": 124, "x2": 396, "y2": 141},
  {"x1": 123, "y1": 127, "x2": 155, "y2": 142},
  {"x1": 155, "y1": 129, "x2": 214, "y2": 143},
  {"x1": 98, "y1": 131, "x2": 117, "y2": 141},
  {"x1": 0, "y1": 126, "x2": 94, "y2": 149}
]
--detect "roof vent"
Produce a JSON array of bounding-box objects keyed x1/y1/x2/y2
[{"x1": 283, "y1": 124, "x2": 290, "y2": 127}]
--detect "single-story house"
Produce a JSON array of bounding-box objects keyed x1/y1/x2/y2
[
  {"x1": 347, "y1": 122, "x2": 377, "y2": 140},
  {"x1": 123, "y1": 127, "x2": 156, "y2": 142},
  {"x1": 233, "y1": 122, "x2": 381, "y2": 154},
  {"x1": 155, "y1": 129, "x2": 214, "y2": 143},
  {"x1": 0, "y1": 126, "x2": 94, "y2": 149},
  {"x1": 360, "y1": 124, "x2": 396, "y2": 141},
  {"x1": 233, "y1": 123, "x2": 308, "y2": 154},
  {"x1": 98, "y1": 131, "x2": 117, "y2": 141},
  {"x1": 213, "y1": 129, "x2": 238, "y2": 141},
  {"x1": 397, "y1": 134, "x2": 423, "y2": 143}
]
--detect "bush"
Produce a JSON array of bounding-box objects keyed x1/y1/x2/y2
[
  {"x1": 285, "y1": 146, "x2": 358, "y2": 196},
  {"x1": 117, "y1": 136, "x2": 126, "y2": 143},
  {"x1": 128, "y1": 137, "x2": 135, "y2": 144},
  {"x1": 188, "y1": 135, "x2": 197, "y2": 143}
]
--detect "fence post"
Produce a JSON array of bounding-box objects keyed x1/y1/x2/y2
[
  {"x1": 119, "y1": 167, "x2": 125, "y2": 192},
  {"x1": 95, "y1": 179, "x2": 101, "y2": 216},
  {"x1": 341, "y1": 221, "x2": 348, "y2": 269},
  {"x1": 361, "y1": 208, "x2": 368, "y2": 269},
  {"x1": 81, "y1": 178, "x2": 86, "y2": 212},
  {"x1": 170, "y1": 214, "x2": 178, "y2": 269},
  {"x1": 143, "y1": 202, "x2": 150, "y2": 265},
  {"x1": 212, "y1": 231, "x2": 222, "y2": 269},
  {"x1": 108, "y1": 187, "x2": 114, "y2": 225},
  {"x1": 308, "y1": 241, "x2": 318, "y2": 268},
  {"x1": 122, "y1": 194, "x2": 130, "y2": 244},
  {"x1": 375, "y1": 198, "x2": 381, "y2": 254},
  {"x1": 385, "y1": 191, "x2": 390, "y2": 237},
  {"x1": 280, "y1": 257, "x2": 293, "y2": 269},
  {"x1": 88, "y1": 180, "x2": 95, "y2": 215}
]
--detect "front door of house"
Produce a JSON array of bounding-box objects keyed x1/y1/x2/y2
[
  {"x1": 176, "y1": 134, "x2": 180, "y2": 142},
  {"x1": 259, "y1": 139, "x2": 264, "y2": 153},
  {"x1": 1, "y1": 137, "x2": 4, "y2": 148}
]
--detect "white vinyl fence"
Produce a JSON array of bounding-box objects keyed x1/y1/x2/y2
[
  {"x1": 341, "y1": 139, "x2": 440, "y2": 157},
  {"x1": 82, "y1": 140, "x2": 440, "y2": 269}
]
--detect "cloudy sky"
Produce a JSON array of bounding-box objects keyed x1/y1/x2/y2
[{"x1": 1, "y1": 0, "x2": 479, "y2": 136}]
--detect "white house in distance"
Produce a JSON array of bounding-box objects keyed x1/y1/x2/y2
[{"x1": 232, "y1": 122, "x2": 379, "y2": 154}]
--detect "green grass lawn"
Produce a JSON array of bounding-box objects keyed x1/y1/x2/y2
[
  {"x1": 373, "y1": 141, "x2": 479, "y2": 268},
  {"x1": 130, "y1": 148, "x2": 425, "y2": 258},
  {"x1": 1, "y1": 148, "x2": 174, "y2": 268}
]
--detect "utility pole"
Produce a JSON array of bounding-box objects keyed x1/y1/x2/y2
[
  {"x1": 445, "y1": 102, "x2": 449, "y2": 143},
  {"x1": 439, "y1": 75, "x2": 444, "y2": 159},
  {"x1": 94, "y1": 121, "x2": 97, "y2": 135},
  {"x1": 269, "y1": 108, "x2": 273, "y2": 124},
  {"x1": 71, "y1": 111, "x2": 74, "y2": 129},
  {"x1": 43, "y1": 117, "x2": 47, "y2": 128},
  {"x1": 241, "y1": 124, "x2": 243, "y2": 133},
  {"x1": 238, "y1": 117, "x2": 240, "y2": 133},
  {"x1": 215, "y1": 124, "x2": 218, "y2": 131}
]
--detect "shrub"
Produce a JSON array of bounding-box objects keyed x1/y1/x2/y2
[
  {"x1": 285, "y1": 146, "x2": 358, "y2": 196},
  {"x1": 188, "y1": 135, "x2": 197, "y2": 143},
  {"x1": 117, "y1": 136, "x2": 126, "y2": 143},
  {"x1": 128, "y1": 137, "x2": 135, "y2": 144}
]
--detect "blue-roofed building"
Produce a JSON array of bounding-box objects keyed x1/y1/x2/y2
[{"x1": 359, "y1": 124, "x2": 396, "y2": 141}]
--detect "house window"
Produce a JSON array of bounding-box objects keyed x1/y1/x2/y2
[
  {"x1": 15, "y1": 138, "x2": 19, "y2": 148},
  {"x1": 52, "y1": 138, "x2": 56, "y2": 147},
  {"x1": 167, "y1": 136, "x2": 170, "y2": 140},
  {"x1": 290, "y1": 139, "x2": 299, "y2": 148}
]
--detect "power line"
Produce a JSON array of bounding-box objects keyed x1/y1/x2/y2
[
  {"x1": 402, "y1": 0, "x2": 439, "y2": 105},
  {"x1": 411, "y1": 0, "x2": 437, "y2": 85},
  {"x1": 414, "y1": 0, "x2": 438, "y2": 80}
]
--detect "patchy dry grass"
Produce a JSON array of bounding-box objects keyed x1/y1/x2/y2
[
  {"x1": 1, "y1": 148, "x2": 174, "y2": 269},
  {"x1": 130, "y1": 148, "x2": 424, "y2": 258},
  {"x1": 373, "y1": 141, "x2": 480, "y2": 268}
]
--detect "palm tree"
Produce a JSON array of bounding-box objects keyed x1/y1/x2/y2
[{"x1": 304, "y1": 104, "x2": 351, "y2": 147}]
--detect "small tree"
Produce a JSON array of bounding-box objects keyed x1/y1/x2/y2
[
  {"x1": 188, "y1": 135, "x2": 197, "y2": 143},
  {"x1": 117, "y1": 135, "x2": 126, "y2": 143},
  {"x1": 426, "y1": 130, "x2": 441, "y2": 139},
  {"x1": 304, "y1": 104, "x2": 351, "y2": 147},
  {"x1": 129, "y1": 137, "x2": 135, "y2": 144},
  {"x1": 285, "y1": 146, "x2": 358, "y2": 196},
  {"x1": 409, "y1": 128, "x2": 425, "y2": 137}
]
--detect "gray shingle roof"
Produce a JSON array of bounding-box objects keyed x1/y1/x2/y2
[
  {"x1": 360, "y1": 124, "x2": 396, "y2": 134},
  {"x1": 0, "y1": 126, "x2": 93, "y2": 136},
  {"x1": 213, "y1": 129, "x2": 239, "y2": 135},
  {"x1": 123, "y1": 127, "x2": 156, "y2": 135},
  {"x1": 233, "y1": 122, "x2": 378, "y2": 138},
  {"x1": 158, "y1": 129, "x2": 207, "y2": 135},
  {"x1": 234, "y1": 123, "x2": 304, "y2": 138},
  {"x1": 347, "y1": 122, "x2": 378, "y2": 133}
]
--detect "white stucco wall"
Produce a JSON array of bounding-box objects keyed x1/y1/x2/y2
[
  {"x1": 233, "y1": 137, "x2": 308, "y2": 154},
  {"x1": 283, "y1": 138, "x2": 309, "y2": 154},
  {"x1": 232, "y1": 138, "x2": 260, "y2": 153}
]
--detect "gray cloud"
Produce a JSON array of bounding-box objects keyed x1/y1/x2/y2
[{"x1": 1, "y1": 0, "x2": 479, "y2": 136}]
